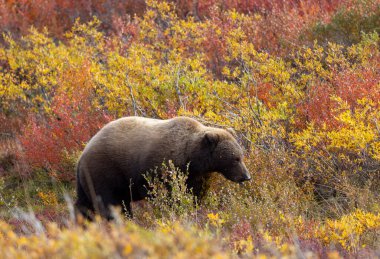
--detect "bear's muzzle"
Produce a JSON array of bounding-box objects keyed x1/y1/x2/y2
[{"x1": 236, "y1": 163, "x2": 251, "y2": 183}]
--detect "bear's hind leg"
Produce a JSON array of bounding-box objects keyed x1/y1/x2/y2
[
  {"x1": 75, "y1": 181, "x2": 95, "y2": 221},
  {"x1": 96, "y1": 192, "x2": 130, "y2": 221}
]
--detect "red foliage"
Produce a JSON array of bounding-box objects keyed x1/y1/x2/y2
[
  {"x1": 0, "y1": 0, "x2": 344, "y2": 45},
  {"x1": 19, "y1": 90, "x2": 113, "y2": 181},
  {"x1": 334, "y1": 67, "x2": 380, "y2": 107},
  {"x1": 297, "y1": 66, "x2": 380, "y2": 128},
  {"x1": 0, "y1": 0, "x2": 145, "y2": 40},
  {"x1": 255, "y1": 82, "x2": 276, "y2": 108},
  {"x1": 297, "y1": 82, "x2": 335, "y2": 128},
  {"x1": 185, "y1": 0, "x2": 344, "y2": 79},
  {"x1": 230, "y1": 219, "x2": 252, "y2": 243},
  {"x1": 179, "y1": 0, "x2": 341, "y2": 18},
  {"x1": 201, "y1": 14, "x2": 228, "y2": 78}
]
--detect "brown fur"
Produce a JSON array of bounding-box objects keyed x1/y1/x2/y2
[{"x1": 75, "y1": 116, "x2": 250, "y2": 220}]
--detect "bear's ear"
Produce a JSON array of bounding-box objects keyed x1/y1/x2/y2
[
  {"x1": 226, "y1": 127, "x2": 238, "y2": 139},
  {"x1": 203, "y1": 131, "x2": 220, "y2": 151}
]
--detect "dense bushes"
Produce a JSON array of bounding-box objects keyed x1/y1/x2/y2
[
  {"x1": 304, "y1": 1, "x2": 380, "y2": 46},
  {"x1": 19, "y1": 90, "x2": 112, "y2": 181},
  {"x1": 0, "y1": 0, "x2": 379, "y2": 257}
]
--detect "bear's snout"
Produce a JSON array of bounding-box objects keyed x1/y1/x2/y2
[
  {"x1": 237, "y1": 171, "x2": 251, "y2": 182},
  {"x1": 234, "y1": 163, "x2": 251, "y2": 183},
  {"x1": 241, "y1": 173, "x2": 251, "y2": 182}
]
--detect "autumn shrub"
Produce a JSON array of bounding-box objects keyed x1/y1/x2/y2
[
  {"x1": 287, "y1": 33, "x2": 380, "y2": 209},
  {"x1": 19, "y1": 90, "x2": 112, "y2": 182},
  {"x1": 144, "y1": 161, "x2": 198, "y2": 220},
  {"x1": 317, "y1": 209, "x2": 380, "y2": 253},
  {"x1": 294, "y1": 31, "x2": 379, "y2": 125},
  {"x1": 3, "y1": 209, "x2": 376, "y2": 258},
  {"x1": 303, "y1": 0, "x2": 380, "y2": 47},
  {"x1": 292, "y1": 97, "x2": 380, "y2": 202},
  {"x1": 0, "y1": 0, "x2": 146, "y2": 42},
  {"x1": 1, "y1": 28, "x2": 65, "y2": 116},
  {"x1": 0, "y1": 217, "x2": 326, "y2": 258},
  {"x1": 0, "y1": 19, "x2": 113, "y2": 180},
  {"x1": 0, "y1": 0, "x2": 345, "y2": 46},
  {"x1": 202, "y1": 145, "x2": 316, "y2": 239}
]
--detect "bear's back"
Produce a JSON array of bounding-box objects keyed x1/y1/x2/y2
[
  {"x1": 104, "y1": 116, "x2": 202, "y2": 133},
  {"x1": 79, "y1": 116, "x2": 204, "y2": 170}
]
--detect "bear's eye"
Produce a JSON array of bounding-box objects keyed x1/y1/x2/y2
[{"x1": 235, "y1": 157, "x2": 240, "y2": 162}]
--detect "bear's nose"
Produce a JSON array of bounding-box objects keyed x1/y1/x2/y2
[
  {"x1": 239, "y1": 163, "x2": 251, "y2": 182},
  {"x1": 238, "y1": 173, "x2": 251, "y2": 183},
  {"x1": 241, "y1": 175, "x2": 251, "y2": 181}
]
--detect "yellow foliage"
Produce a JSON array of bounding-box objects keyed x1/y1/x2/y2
[
  {"x1": 291, "y1": 97, "x2": 380, "y2": 160},
  {"x1": 234, "y1": 235, "x2": 254, "y2": 254},
  {"x1": 37, "y1": 191, "x2": 58, "y2": 206},
  {"x1": 0, "y1": 220, "x2": 231, "y2": 259},
  {"x1": 317, "y1": 209, "x2": 380, "y2": 251},
  {"x1": 207, "y1": 213, "x2": 226, "y2": 228}
]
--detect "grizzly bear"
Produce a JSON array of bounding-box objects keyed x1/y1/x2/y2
[{"x1": 75, "y1": 116, "x2": 251, "y2": 220}]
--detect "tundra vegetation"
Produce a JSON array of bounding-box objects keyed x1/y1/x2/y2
[{"x1": 0, "y1": 0, "x2": 379, "y2": 258}]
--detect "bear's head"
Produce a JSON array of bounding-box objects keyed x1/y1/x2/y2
[{"x1": 191, "y1": 129, "x2": 251, "y2": 183}]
